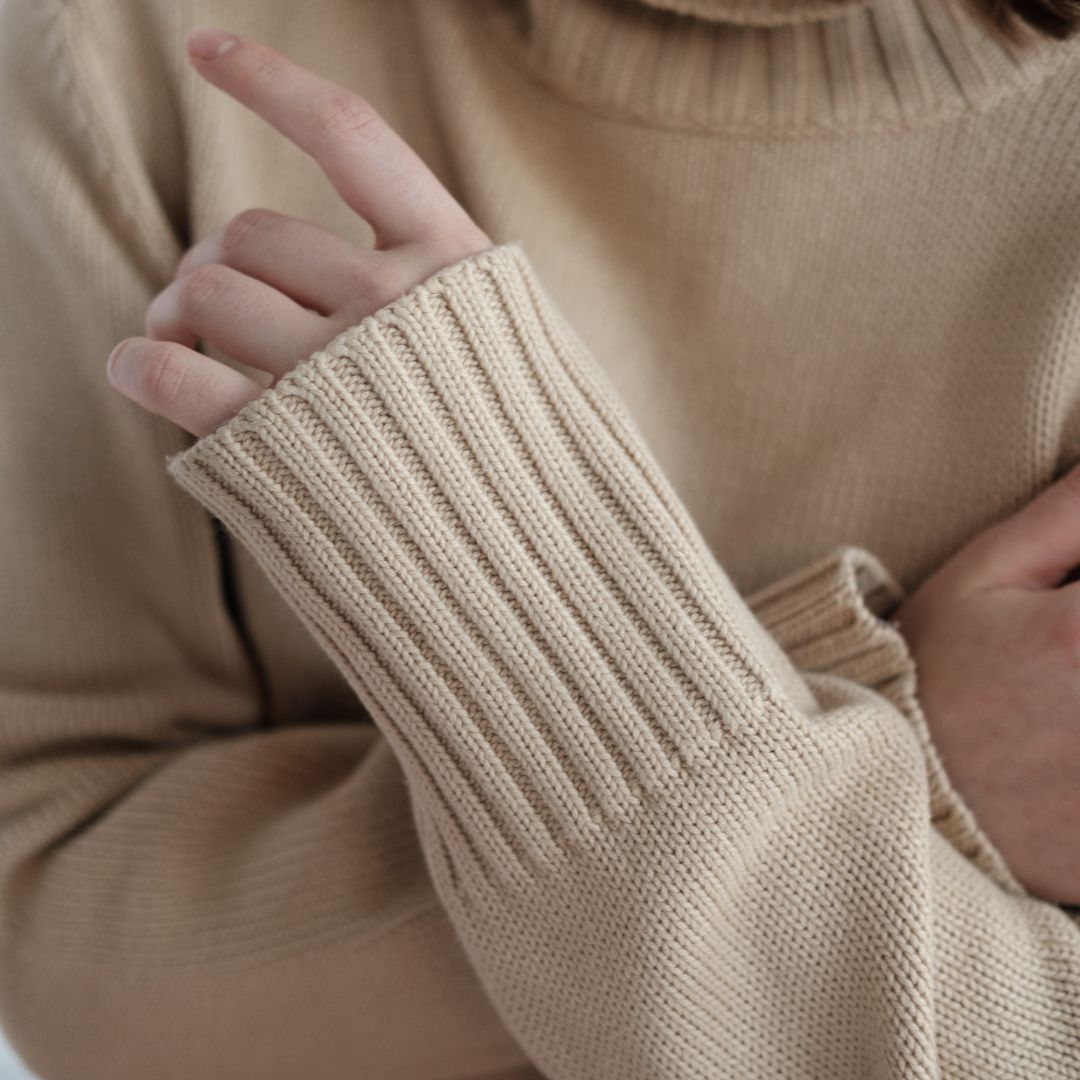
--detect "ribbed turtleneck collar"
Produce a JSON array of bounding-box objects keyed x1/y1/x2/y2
[{"x1": 480, "y1": 0, "x2": 1079, "y2": 134}]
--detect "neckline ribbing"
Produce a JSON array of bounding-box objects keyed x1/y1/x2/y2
[{"x1": 480, "y1": 0, "x2": 1080, "y2": 134}]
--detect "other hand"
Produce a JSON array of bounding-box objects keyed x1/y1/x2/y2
[{"x1": 892, "y1": 462, "x2": 1080, "y2": 904}]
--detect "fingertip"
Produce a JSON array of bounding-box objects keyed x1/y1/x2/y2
[{"x1": 186, "y1": 26, "x2": 239, "y2": 62}]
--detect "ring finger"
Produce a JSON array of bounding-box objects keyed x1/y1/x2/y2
[{"x1": 146, "y1": 261, "x2": 338, "y2": 379}]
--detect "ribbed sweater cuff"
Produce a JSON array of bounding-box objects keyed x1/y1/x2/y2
[
  {"x1": 744, "y1": 545, "x2": 908, "y2": 699},
  {"x1": 746, "y1": 543, "x2": 1026, "y2": 893},
  {"x1": 165, "y1": 242, "x2": 783, "y2": 889}
]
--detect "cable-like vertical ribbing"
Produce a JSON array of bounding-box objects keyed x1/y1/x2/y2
[
  {"x1": 396, "y1": 284, "x2": 760, "y2": 735},
  {"x1": 167, "y1": 243, "x2": 792, "y2": 888},
  {"x1": 488, "y1": 250, "x2": 786, "y2": 703},
  {"x1": 343, "y1": 309, "x2": 726, "y2": 756}
]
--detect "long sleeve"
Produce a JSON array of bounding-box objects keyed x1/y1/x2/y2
[
  {"x1": 164, "y1": 240, "x2": 1080, "y2": 1079},
  {"x1": 0, "y1": 6, "x2": 538, "y2": 1078}
]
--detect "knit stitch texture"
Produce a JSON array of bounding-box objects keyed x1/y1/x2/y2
[{"x1": 3, "y1": 0, "x2": 1080, "y2": 1076}]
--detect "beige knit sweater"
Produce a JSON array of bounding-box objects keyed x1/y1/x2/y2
[{"x1": 3, "y1": 0, "x2": 1080, "y2": 1077}]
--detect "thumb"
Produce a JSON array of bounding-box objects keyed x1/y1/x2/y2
[{"x1": 953, "y1": 459, "x2": 1080, "y2": 591}]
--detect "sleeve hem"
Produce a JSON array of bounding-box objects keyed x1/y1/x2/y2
[
  {"x1": 746, "y1": 545, "x2": 1027, "y2": 894},
  {"x1": 164, "y1": 239, "x2": 1023, "y2": 901},
  {"x1": 744, "y1": 545, "x2": 908, "y2": 698}
]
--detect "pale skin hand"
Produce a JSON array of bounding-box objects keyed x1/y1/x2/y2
[
  {"x1": 891, "y1": 461, "x2": 1080, "y2": 905},
  {"x1": 108, "y1": 31, "x2": 1079, "y2": 909},
  {"x1": 106, "y1": 26, "x2": 492, "y2": 437}
]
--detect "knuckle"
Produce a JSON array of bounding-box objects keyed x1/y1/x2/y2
[
  {"x1": 178, "y1": 263, "x2": 226, "y2": 319},
  {"x1": 375, "y1": 260, "x2": 419, "y2": 301},
  {"x1": 222, "y1": 208, "x2": 275, "y2": 259},
  {"x1": 341, "y1": 254, "x2": 414, "y2": 311},
  {"x1": 313, "y1": 91, "x2": 380, "y2": 146},
  {"x1": 342, "y1": 259, "x2": 379, "y2": 300},
  {"x1": 141, "y1": 344, "x2": 188, "y2": 407}
]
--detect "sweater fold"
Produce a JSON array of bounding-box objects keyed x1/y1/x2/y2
[{"x1": 744, "y1": 543, "x2": 1024, "y2": 890}]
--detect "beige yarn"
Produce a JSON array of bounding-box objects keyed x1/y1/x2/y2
[{"x1": 2, "y1": 0, "x2": 1080, "y2": 1076}]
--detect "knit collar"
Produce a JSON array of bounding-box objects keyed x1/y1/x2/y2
[{"x1": 480, "y1": 0, "x2": 1079, "y2": 134}]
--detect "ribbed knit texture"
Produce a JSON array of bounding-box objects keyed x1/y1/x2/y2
[{"x1": 3, "y1": 0, "x2": 1080, "y2": 1077}]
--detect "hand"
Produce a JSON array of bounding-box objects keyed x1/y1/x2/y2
[
  {"x1": 891, "y1": 461, "x2": 1080, "y2": 904},
  {"x1": 106, "y1": 27, "x2": 493, "y2": 437}
]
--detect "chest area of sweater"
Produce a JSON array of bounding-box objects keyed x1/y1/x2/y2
[
  {"x1": 513, "y1": 164, "x2": 1080, "y2": 597},
  {"x1": 422, "y1": 59, "x2": 1080, "y2": 598}
]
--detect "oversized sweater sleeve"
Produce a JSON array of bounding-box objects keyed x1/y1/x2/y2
[{"x1": 163, "y1": 240, "x2": 1080, "y2": 1079}]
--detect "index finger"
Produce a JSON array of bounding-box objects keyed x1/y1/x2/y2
[{"x1": 185, "y1": 27, "x2": 474, "y2": 248}]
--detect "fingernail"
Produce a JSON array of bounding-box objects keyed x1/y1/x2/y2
[
  {"x1": 106, "y1": 340, "x2": 129, "y2": 383},
  {"x1": 187, "y1": 27, "x2": 238, "y2": 60}
]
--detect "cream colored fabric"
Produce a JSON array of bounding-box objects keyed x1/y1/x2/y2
[{"x1": 1, "y1": 0, "x2": 1080, "y2": 1077}]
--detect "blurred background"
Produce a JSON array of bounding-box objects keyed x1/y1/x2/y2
[{"x1": 0, "y1": 1023, "x2": 35, "y2": 1080}]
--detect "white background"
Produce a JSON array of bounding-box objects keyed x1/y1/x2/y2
[{"x1": 0, "y1": 1026, "x2": 35, "y2": 1080}]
